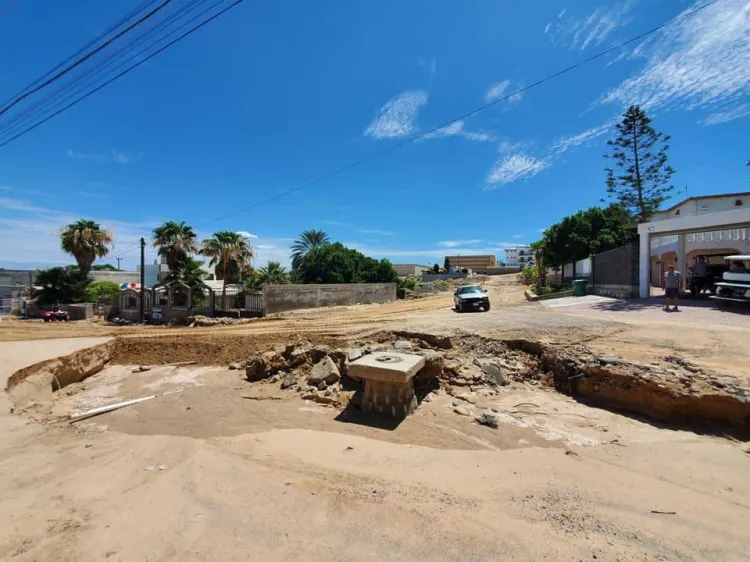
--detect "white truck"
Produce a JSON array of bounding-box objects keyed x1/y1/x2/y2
[{"x1": 710, "y1": 255, "x2": 750, "y2": 304}]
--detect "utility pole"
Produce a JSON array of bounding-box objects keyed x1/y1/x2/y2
[
  {"x1": 116, "y1": 257, "x2": 122, "y2": 270},
  {"x1": 139, "y1": 237, "x2": 145, "y2": 323}
]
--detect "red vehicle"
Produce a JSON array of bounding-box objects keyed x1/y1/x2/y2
[{"x1": 43, "y1": 308, "x2": 70, "y2": 322}]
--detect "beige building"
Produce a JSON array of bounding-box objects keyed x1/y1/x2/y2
[
  {"x1": 445, "y1": 255, "x2": 496, "y2": 273},
  {"x1": 393, "y1": 264, "x2": 428, "y2": 278}
]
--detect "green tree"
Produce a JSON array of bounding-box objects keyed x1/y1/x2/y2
[
  {"x1": 201, "y1": 231, "x2": 254, "y2": 307},
  {"x1": 152, "y1": 221, "x2": 199, "y2": 272},
  {"x1": 297, "y1": 242, "x2": 397, "y2": 284},
  {"x1": 432, "y1": 263, "x2": 440, "y2": 274},
  {"x1": 605, "y1": 105, "x2": 675, "y2": 222},
  {"x1": 542, "y1": 205, "x2": 636, "y2": 278},
  {"x1": 92, "y1": 264, "x2": 120, "y2": 271},
  {"x1": 256, "y1": 261, "x2": 291, "y2": 286},
  {"x1": 60, "y1": 219, "x2": 113, "y2": 277},
  {"x1": 84, "y1": 280, "x2": 121, "y2": 304},
  {"x1": 164, "y1": 257, "x2": 207, "y2": 286},
  {"x1": 291, "y1": 229, "x2": 330, "y2": 273},
  {"x1": 34, "y1": 268, "x2": 88, "y2": 305}
]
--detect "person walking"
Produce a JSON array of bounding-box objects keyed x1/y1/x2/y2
[{"x1": 664, "y1": 264, "x2": 682, "y2": 312}]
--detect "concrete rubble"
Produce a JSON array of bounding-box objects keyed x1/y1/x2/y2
[{"x1": 231, "y1": 331, "x2": 750, "y2": 433}]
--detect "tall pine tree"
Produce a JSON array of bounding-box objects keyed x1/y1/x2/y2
[{"x1": 605, "y1": 105, "x2": 675, "y2": 222}]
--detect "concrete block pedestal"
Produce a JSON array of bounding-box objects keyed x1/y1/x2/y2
[{"x1": 348, "y1": 352, "x2": 425, "y2": 419}]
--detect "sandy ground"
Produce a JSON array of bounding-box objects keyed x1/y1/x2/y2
[{"x1": 2, "y1": 277, "x2": 750, "y2": 560}]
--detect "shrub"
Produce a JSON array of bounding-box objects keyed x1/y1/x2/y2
[
  {"x1": 84, "y1": 280, "x2": 121, "y2": 304},
  {"x1": 398, "y1": 276, "x2": 421, "y2": 291}
]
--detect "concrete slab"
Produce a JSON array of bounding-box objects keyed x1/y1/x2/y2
[
  {"x1": 348, "y1": 352, "x2": 425, "y2": 383},
  {"x1": 540, "y1": 295, "x2": 617, "y2": 309}
]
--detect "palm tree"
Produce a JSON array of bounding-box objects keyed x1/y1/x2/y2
[
  {"x1": 152, "y1": 221, "x2": 199, "y2": 272},
  {"x1": 60, "y1": 219, "x2": 113, "y2": 277},
  {"x1": 257, "y1": 261, "x2": 291, "y2": 286},
  {"x1": 291, "y1": 229, "x2": 329, "y2": 272},
  {"x1": 165, "y1": 257, "x2": 207, "y2": 286},
  {"x1": 530, "y1": 240, "x2": 545, "y2": 293},
  {"x1": 201, "y1": 231, "x2": 254, "y2": 308}
]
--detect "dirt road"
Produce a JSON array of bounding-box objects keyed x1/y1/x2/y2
[{"x1": 2, "y1": 278, "x2": 750, "y2": 560}]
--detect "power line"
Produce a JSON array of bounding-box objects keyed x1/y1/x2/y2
[
  {"x1": 0, "y1": 0, "x2": 158, "y2": 108},
  {"x1": 0, "y1": 0, "x2": 212, "y2": 140},
  {"x1": 0, "y1": 0, "x2": 173, "y2": 116},
  {"x1": 0, "y1": 0, "x2": 245, "y2": 148},
  {"x1": 208, "y1": 0, "x2": 721, "y2": 223}
]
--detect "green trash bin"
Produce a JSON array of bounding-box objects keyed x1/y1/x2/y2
[{"x1": 572, "y1": 279, "x2": 587, "y2": 297}]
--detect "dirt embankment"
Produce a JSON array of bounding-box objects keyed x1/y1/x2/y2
[
  {"x1": 7, "y1": 329, "x2": 750, "y2": 436},
  {"x1": 7, "y1": 341, "x2": 114, "y2": 410},
  {"x1": 509, "y1": 340, "x2": 750, "y2": 435}
]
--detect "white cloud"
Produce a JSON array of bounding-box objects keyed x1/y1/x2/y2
[
  {"x1": 559, "y1": 7, "x2": 567, "y2": 19},
  {"x1": 485, "y1": 79, "x2": 524, "y2": 105},
  {"x1": 358, "y1": 228, "x2": 395, "y2": 236},
  {"x1": 344, "y1": 242, "x2": 515, "y2": 262},
  {"x1": 67, "y1": 149, "x2": 143, "y2": 164},
  {"x1": 0, "y1": 198, "x2": 158, "y2": 269},
  {"x1": 364, "y1": 90, "x2": 428, "y2": 139},
  {"x1": 78, "y1": 191, "x2": 108, "y2": 199},
  {"x1": 421, "y1": 119, "x2": 496, "y2": 143},
  {"x1": 600, "y1": 0, "x2": 750, "y2": 115},
  {"x1": 0, "y1": 186, "x2": 11, "y2": 191},
  {"x1": 321, "y1": 219, "x2": 353, "y2": 228},
  {"x1": 550, "y1": 1, "x2": 636, "y2": 51},
  {"x1": 485, "y1": 154, "x2": 548, "y2": 189},
  {"x1": 702, "y1": 103, "x2": 750, "y2": 126},
  {"x1": 485, "y1": 80, "x2": 510, "y2": 102},
  {"x1": 512, "y1": 234, "x2": 525, "y2": 240},
  {"x1": 549, "y1": 122, "x2": 612, "y2": 155},
  {"x1": 437, "y1": 240, "x2": 483, "y2": 248},
  {"x1": 544, "y1": 22, "x2": 551, "y2": 34},
  {"x1": 0, "y1": 196, "x2": 292, "y2": 270},
  {"x1": 0, "y1": 196, "x2": 48, "y2": 213},
  {"x1": 236, "y1": 230, "x2": 258, "y2": 239}
]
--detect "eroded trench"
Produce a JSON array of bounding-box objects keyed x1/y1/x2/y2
[{"x1": 6, "y1": 330, "x2": 750, "y2": 437}]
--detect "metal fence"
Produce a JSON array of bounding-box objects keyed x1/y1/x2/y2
[{"x1": 214, "y1": 289, "x2": 264, "y2": 317}]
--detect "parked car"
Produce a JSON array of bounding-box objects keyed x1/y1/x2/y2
[{"x1": 454, "y1": 284, "x2": 490, "y2": 312}]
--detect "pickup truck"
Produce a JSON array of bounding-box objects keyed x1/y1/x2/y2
[{"x1": 454, "y1": 284, "x2": 490, "y2": 312}]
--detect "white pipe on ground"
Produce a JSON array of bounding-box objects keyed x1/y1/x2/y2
[{"x1": 69, "y1": 395, "x2": 156, "y2": 423}]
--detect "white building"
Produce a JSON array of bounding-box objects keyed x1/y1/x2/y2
[
  {"x1": 639, "y1": 192, "x2": 750, "y2": 297},
  {"x1": 504, "y1": 245, "x2": 535, "y2": 268}
]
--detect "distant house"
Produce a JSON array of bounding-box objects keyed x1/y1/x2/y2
[
  {"x1": 393, "y1": 264, "x2": 428, "y2": 278},
  {"x1": 444, "y1": 255, "x2": 496, "y2": 273},
  {"x1": 504, "y1": 245, "x2": 535, "y2": 268}
]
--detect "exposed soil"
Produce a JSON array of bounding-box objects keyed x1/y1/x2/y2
[{"x1": 2, "y1": 276, "x2": 750, "y2": 561}]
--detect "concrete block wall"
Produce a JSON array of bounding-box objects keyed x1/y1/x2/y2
[
  {"x1": 486, "y1": 267, "x2": 521, "y2": 275},
  {"x1": 592, "y1": 243, "x2": 639, "y2": 298},
  {"x1": 264, "y1": 283, "x2": 396, "y2": 314},
  {"x1": 60, "y1": 303, "x2": 93, "y2": 320},
  {"x1": 421, "y1": 273, "x2": 468, "y2": 282}
]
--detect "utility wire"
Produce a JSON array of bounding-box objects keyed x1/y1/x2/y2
[
  {"x1": 207, "y1": 0, "x2": 721, "y2": 223},
  {"x1": 0, "y1": 0, "x2": 173, "y2": 116},
  {"x1": 0, "y1": 0, "x2": 211, "y2": 140},
  {"x1": 0, "y1": 0, "x2": 158, "y2": 108},
  {"x1": 0, "y1": 0, "x2": 244, "y2": 148}
]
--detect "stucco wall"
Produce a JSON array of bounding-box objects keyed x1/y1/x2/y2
[
  {"x1": 650, "y1": 195, "x2": 750, "y2": 222},
  {"x1": 264, "y1": 283, "x2": 396, "y2": 314}
]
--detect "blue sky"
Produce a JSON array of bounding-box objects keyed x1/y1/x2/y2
[{"x1": 0, "y1": 0, "x2": 748, "y2": 270}]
